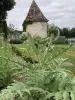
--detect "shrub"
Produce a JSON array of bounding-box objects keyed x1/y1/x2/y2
[
  {"x1": 0, "y1": 44, "x2": 21, "y2": 89},
  {"x1": 11, "y1": 45, "x2": 38, "y2": 64},
  {"x1": 53, "y1": 38, "x2": 66, "y2": 44},
  {"x1": 0, "y1": 57, "x2": 74, "y2": 100},
  {"x1": 20, "y1": 32, "x2": 28, "y2": 41},
  {"x1": 48, "y1": 24, "x2": 58, "y2": 37},
  {"x1": 9, "y1": 38, "x2": 23, "y2": 44},
  {"x1": 20, "y1": 32, "x2": 31, "y2": 42},
  {"x1": 0, "y1": 39, "x2": 75, "y2": 100}
]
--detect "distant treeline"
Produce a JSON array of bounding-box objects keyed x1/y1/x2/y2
[
  {"x1": 48, "y1": 24, "x2": 75, "y2": 38},
  {"x1": 59, "y1": 28, "x2": 75, "y2": 38}
]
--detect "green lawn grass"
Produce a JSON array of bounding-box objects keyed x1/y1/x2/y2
[{"x1": 14, "y1": 44, "x2": 75, "y2": 58}]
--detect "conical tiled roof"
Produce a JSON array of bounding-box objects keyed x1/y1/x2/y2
[{"x1": 25, "y1": 0, "x2": 48, "y2": 22}]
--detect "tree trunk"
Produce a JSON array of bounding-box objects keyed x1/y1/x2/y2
[{"x1": 2, "y1": 20, "x2": 8, "y2": 41}]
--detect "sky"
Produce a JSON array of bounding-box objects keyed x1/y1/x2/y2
[{"x1": 7, "y1": 0, "x2": 75, "y2": 30}]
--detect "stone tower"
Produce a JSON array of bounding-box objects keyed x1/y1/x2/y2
[{"x1": 23, "y1": 0, "x2": 49, "y2": 38}]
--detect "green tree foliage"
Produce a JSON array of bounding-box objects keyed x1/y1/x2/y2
[
  {"x1": 0, "y1": 0, "x2": 16, "y2": 40},
  {"x1": 48, "y1": 24, "x2": 75, "y2": 38},
  {"x1": 0, "y1": 0, "x2": 15, "y2": 11},
  {"x1": 70, "y1": 28, "x2": 75, "y2": 37},
  {"x1": 59, "y1": 27, "x2": 75, "y2": 38},
  {"x1": 48, "y1": 24, "x2": 58, "y2": 37},
  {"x1": 8, "y1": 24, "x2": 17, "y2": 36},
  {"x1": 48, "y1": 24, "x2": 60, "y2": 44},
  {"x1": 62, "y1": 28, "x2": 70, "y2": 37},
  {"x1": 8, "y1": 24, "x2": 15, "y2": 32}
]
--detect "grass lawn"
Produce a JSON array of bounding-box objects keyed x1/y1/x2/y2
[{"x1": 13, "y1": 44, "x2": 75, "y2": 58}]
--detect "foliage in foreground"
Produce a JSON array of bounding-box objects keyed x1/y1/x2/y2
[
  {"x1": 0, "y1": 57, "x2": 75, "y2": 100},
  {"x1": 0, "y1": 38, "x2": 75, "y2": 100}
]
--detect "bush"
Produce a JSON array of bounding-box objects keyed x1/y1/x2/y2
[
  {"x1": 20, "y1": 32, "x2": 31, "y2": 42},
  {"x1": 53, "y1": 38, "x2": 66, "y2": 44},
  {"x1": 9, "y1": 38, "x2": 23, "y2": 44},
  {"x1": 0, "y1": 44, "x2": 20, "y2": 89},
  {"x1": 48, "y1": 24, "x2": 58, "y2": 37},
  {"x1": 20, "y1": 32, "x2": 28, "y2": 41},
  {"x1": 11, "y1": 45, "x2": 38, "y2": 64}
]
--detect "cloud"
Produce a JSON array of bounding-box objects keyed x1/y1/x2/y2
[{"x1": 7, "y1": 0, "x2": 75, "y2": 30}]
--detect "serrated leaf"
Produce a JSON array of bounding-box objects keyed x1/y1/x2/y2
[
  {"x1": 61, "y1": 62, "x2": 74, "y2": 67},
  {"x1": 70, "y1": 92, "x2": 75, "y2": 100},
  {"x1": 63, "y1": 91, "x2": 70, "y2": 100},
  {"x1": 44, "y1": 93, "x2": 54, "y2": 100},
  {"x1": 16, "y1": 90, "x2": 23, "y2": 98},
  {"x1": 22, "y1": 89, "x2": 31, "y2": 95},
  {"x1": 55, "y1": 92, "x2": 62, "y2": 100}
]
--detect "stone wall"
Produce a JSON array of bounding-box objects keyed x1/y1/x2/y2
[{"x1": 26, "y1": 22, "x2": 48, "y2": 38}]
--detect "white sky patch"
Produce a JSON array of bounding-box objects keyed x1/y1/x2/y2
[{"x1": 7, "y1": 0, "x2": 75, "y2": 30}]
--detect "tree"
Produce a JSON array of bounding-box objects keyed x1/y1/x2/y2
[
  {"x1": 0, "y1": 0, "x2": 16, "y2": 40},
  {"x1": 70, "y1": 28, "x2": 75, "y2": 37},
  {"x1": 8, "y1": 24, "x2": 16, "y2": 34},
  {"x1": 48, "y1": 24, "x2": 58, "y2": 37},
  {"x1": 62, "y1": 28, "x2": 70, "y2": 37},
  {"x1": 59, "y1": 28, "x2": 64, "y2": 36}
]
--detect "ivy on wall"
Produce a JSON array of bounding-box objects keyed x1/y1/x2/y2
[{"x1": 22, "y1": 21, "x2": 33, "y2": 32}]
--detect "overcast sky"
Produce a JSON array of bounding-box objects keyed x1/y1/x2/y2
[{"x1": 7, "y1": 0, "x2": 75, "y2": 30}]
